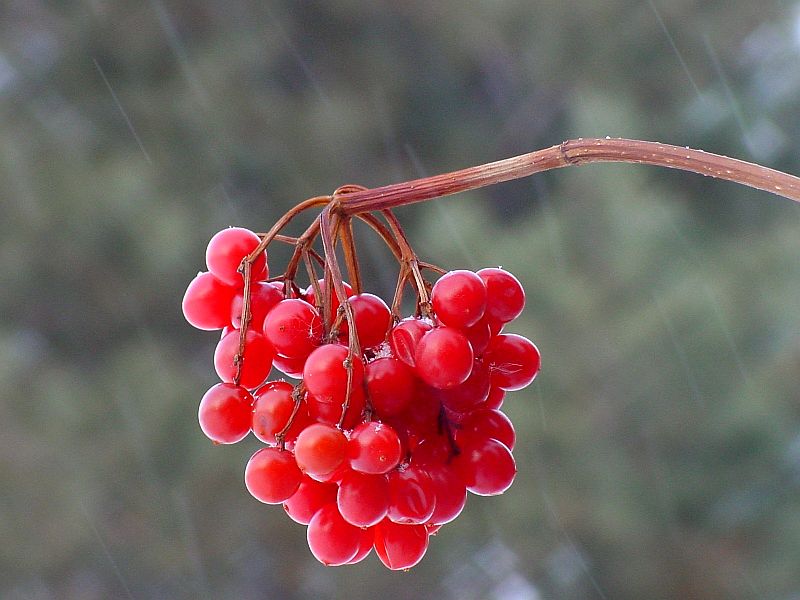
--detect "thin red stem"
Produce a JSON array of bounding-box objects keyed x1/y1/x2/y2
[
  {"x1": 381, "y1": 210, "x2": 432, "y2": 314},
  {"x1": 340, "y1": 217, "x2": 363, "y2": 295},
  {"x1": 233, "y1": 259, "x2": 252, "y2": 387},
  {"x1": 319, "y1": 206, "x2": 364, "y2": 428},
  {"x1": 245, "y1": 195, "x2": 330, "y2": 265}
]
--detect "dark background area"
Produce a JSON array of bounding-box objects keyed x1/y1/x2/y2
[{"x1": 2, "y1": 1, "x2": 800, "y2": 598}]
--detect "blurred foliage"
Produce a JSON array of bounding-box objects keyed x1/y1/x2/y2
[{"x1": 1, "y1": 1, "x2": 799, "y2": 599}]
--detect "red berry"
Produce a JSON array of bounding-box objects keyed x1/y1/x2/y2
[
  {"x1": 197, "y1": 383, "x2": 253, "y2": 444},
  {"x1": 303, "y1": 344, "x2": 365, "y2": 405},
  {"x1": 411, "y1": 435, "x2": 451, "y2": 466},
  {"x1": 307, "y1": 461, "x2": 352, "y2": 484},
  {"x1": 271, "y1": 353, "x2": 306, "y2": 379},
  {"x1": 455, "y1": 408, "x2": 516, "y2": 450},
  {"x1": 425, "y1": 464, "x2": 467, "y2": 525},
  {"x1": 387, "y1": 466, "x2": 436, "y2": 524},
  {"x1": 306, "y1": 387, "x2": 366, "y2": 431},
  {"x1": 486, "y1": 333, "x2": 541, "y2": 391},
  {"x1": 252, "y1": 380, "x2": 307, "y2": 446},
  {"x1": 394, "y1": 385, "x2": 442, "y2": 442},
  {"x1": 454, "y1": 437, "x2": 516, "y2": 496},
  {"x1": 182, "y1": 271, "x2": 236, "y2": 330},
  {"x1": 388, "y1": 318, "x2": 432, "y2": 367},
  {"x1": 373, "y1": 520, "x2": 429, "y2": 570},
  {"x1": 303, "y1": 279, "x2": 353, "y2": 322},
  {"x1": 283, "y1": 476, "x2": 338, "y2": 525},
  {"x1": 349, "y1": 421, "x2": 403, "y2": 475},
  {"x1": 347, "y1": 293, "x2": 392, "y2": 349},
  {"x1": 347, "y1": 528, "x2": 375, "y2": 564},
  {"x1": 487, "y1": 317, "x2": 504, "y2": 337},
  {"x1": 294, "y1": 423, "x2": 348, "y2": 479},
  {"x1": 437, "y1": 359, "x2": 491, "y2": 413},
  {"x1": 484, "y1": 386, "x2": 506, "y2": 409},
  {"x1": 337, "y1": 471, "x2": 390, "y2": 527},
  {"x1": 262, "y1": 298, "x2": 323, "y2": 358},
  {"x1": 306, "y1": 504, "x2": 362, "y2": 566},
  {"x1": 365, "y1": 357, "x2": 416, "y2": 417},
  {"x1": 205, "y1": 227, "x2": 266, "y2": 286},
  {"x1": 244, "y1": 447, "x2": 302, "y2": 504},
  {"x1": 414, "y1": 327, "x2": 474, "y2": 389},
  {"x1": 431, "y1": 270, "x2": 487, "y2": 328},
  {"x1": 214, "y1": 329, "x2": 274, "y2": 390},
  {"x1": 462, "y1": 316, "x2": 492, "y2": 356},
  {"x1": 477, "y1": 267, "x2": 525, "y2": 323},
  {"x1": 230, "y1": 281, "x2": 282, "y2": 330}
]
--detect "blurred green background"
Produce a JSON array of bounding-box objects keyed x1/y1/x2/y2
[{"x1": 2, "y1": 1, "x2": 800, "y2": 598}]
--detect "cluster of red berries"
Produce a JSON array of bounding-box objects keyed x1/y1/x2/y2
[{"x1": 182, "y1": 226, "x2": 540, "y2": 570}]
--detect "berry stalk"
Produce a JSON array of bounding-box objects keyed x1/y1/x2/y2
[{"x1": 334, "y1": 137, "x2": 800, "y2": 215}]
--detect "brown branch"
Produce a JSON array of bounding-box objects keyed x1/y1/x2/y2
[
  {"x1": 244, "y1": 195, "x2": 330, "y2": 265},
  {"x1": 381, "y1": 210, "x2": 432, "y2": 314},
  {"x1": 319, "y1": 206, "x2": 364, "y2": 429},
  {"x1": 336, "y1": 138, "x2": 800, "y2": 215},
  {"x1": 340, "y1": 217, "x2": 362, "y2": 296},
  {"x1": 232, "y1": 259, "x2": 252, "y2": 387}
]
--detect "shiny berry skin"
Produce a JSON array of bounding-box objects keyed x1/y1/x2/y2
[
  {"x1": 462, "y1": 316, "x2": 492, "y2": 356},
  {"x1": 455, "y1": 408, "x2": 516, "y2": 450},
  {"x1": 414, "y1": 327, "x2": 474, "y2": 389},
  {"x1": 431, "y1": 269, "x2": 487, "y2": 328},
  {"x1": 337, "y1": 471, "x2": 390, "y2": 527},
  {"x1": 347, "y1": 528, "x2": 375, "y2": 564},
  {"x1": 486, "y1": 333, "x2": 541, "y2": 391},
  {"x1": 484, "y1": 386, "x2": 506, "y2": 410},
  {"x1": 365, "y1": 358, "x2": 415, "y2": 417},
  {"x1": 347, "y1": 293, "x2": 392, "y2": 348},
  {"x1": 306, "y1": 504, "x2": 362, "y2": 566},
  {"x1": 262, "y1": 299, "x2": 323, "y2": 358},
  {"x1": 245, "y1": 447, "x2": 303, "y2": 504},
  {"x1": 306, "y1": 461, "x2": 351, "y2": 485},
  {"x1": 394, "y1": 384, "x2": 442, "y2": 441},
  {"x1": 205, "y1": 227, "x2": 266, "y2": 286},
  {"x1": 349, "y1": 421, "x2": 403, "y2": 474},
  {"x1": 303, "y1": 279, "x2": 353, "y2": 321},
  {"x1": 425, "y1": 464, "x2": 467, "y2": 525},
  {"x1": 411, "y1": 435, "x2": 451, "y2": 466},
  {"x1": 251, "y1": 380, "x2": 307, "y2": 445},
  {"x1": 197, "y1": 383, "x2": 253, "y2": 444},
  {"x1": 271, "y1": 353, "x2": 305, "y2": 379},
  {"x1": 294, "y1": 423, "x2": 348, "y2": 479},
  {"x1": 182, "y1": 271, "x2": 236, "y2": 330},
  {"x1": 388, "y1": 318, "x2": 432, "y2": 367},
  {"x1": 477, "y1": 267, "x2": 525, "y2": 323},
  {"x1": 387, "y1": 465, "x2": 436, "y2": 524},
  {"x1": 454, "y1": 437, "x2": 516, "y2": 496},
  {"x1": 437, "y1": 359, "x2": 491, "y2": 413},
  {"x1": 373, "y1": 520, "x2": 429, "y2": 570},
  {"x1": 303, "y1": 344, "x2": 364, "y2": 405},
  {"x1": 283, "y1": 476, "x2": 338, "y2": 525},
  {"x1": 214, "y1": 329, "x2": 274, "y2": 390},
  {"x1": 230, "y1": 281, "x2": 282, "y2": 330},
  {"x1": 306, "y1": 387, "x2": 366, "y2": 431}
]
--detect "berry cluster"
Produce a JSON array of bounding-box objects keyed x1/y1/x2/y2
[{"x1": 182, "y1": 226, "x2": 540, "y2": 570}]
